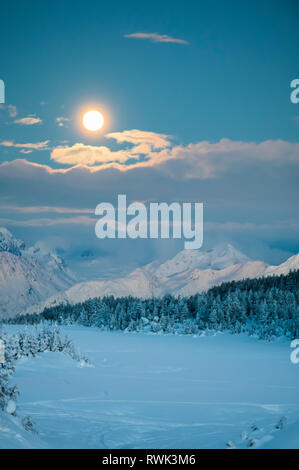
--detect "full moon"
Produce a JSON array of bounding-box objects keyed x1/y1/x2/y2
[{"x1": 83, "y1": 110, "x2": 104, "y2": 131}]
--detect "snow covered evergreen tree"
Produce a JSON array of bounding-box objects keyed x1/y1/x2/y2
[{"x1": 7, "y1": 269, "x2": 299, "y2": 341}]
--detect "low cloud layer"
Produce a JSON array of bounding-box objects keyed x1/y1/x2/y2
[
  {"x1": 0, "y1": 133, "x2": 298, "y2": 266},
  {"x1": 48, "y1": 131, "x2": 299, "y2": 180}
]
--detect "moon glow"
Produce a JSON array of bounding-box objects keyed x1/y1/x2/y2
[{"x1": 83, "y1": 110, "x2": 104, "y2": 131}]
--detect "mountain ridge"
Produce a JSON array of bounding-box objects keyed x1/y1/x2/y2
[
  {"x1": 19, "y1": 244, "x2": 299, "y2": 317},
  {"x1": 0, "y1": 228, "x2": 74, "y2": 318}
]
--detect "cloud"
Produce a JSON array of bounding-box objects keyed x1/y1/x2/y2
[
  {"x1": 3, "y1": 217, "x2": 298, "y2": 231},
  {"x1": 124, "y1": 32, "x2": 189, "y2": 45},
  {"x1": 56, "y1": 116, "x2": 71, "y2": 127},
  {"x1": 0, "y1": 215, "x2": 95, "y2": 227},
  {"x1": 0, "y1": 152, "x2": 298, "y2": 266},
  {"x1": 106, "y1": 129, "x2": 171, "y2": 149},
  {"x1": 205, "y1": 220, "x2": 299, "y2": 232},
  {"x1": 50, "y1": 130, "x2": 172, "y2": 166},
  {"x1": 20, "y1": 149, "x2": 33, "y2": 154},
  {"x1": 50, "y1": 143, "x2": 136, "y2": 165},
  {"x1": 7, "y1": 105, "x2": 18, "y2": 117},
  {"x1": 1, "y1": 142, "x2": 297, "y2": 207},
  {"x1": 48, "y1": 133, "x2": 299, "y2": 178},
  {"x1": 0, "y1": 104, "x2": 18, "y2": 117},
  {"x1": 14, "y1": 116, "x2": 42, "y2": 125},
  {"x1": 0, "y1": 140, "x2": 49, "y2": 150},
  {"x1": 151, "y1": 138, "x2": 299, "y2": 179},
  {"x1": 0, "y1": 204, "x2": 93, "y2": 214}
]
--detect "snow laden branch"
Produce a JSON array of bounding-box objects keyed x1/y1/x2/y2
[{"x1": 0, "y1": 324, "x2": 90, "y2": 421}]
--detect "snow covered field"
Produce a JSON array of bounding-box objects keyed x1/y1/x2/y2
[{"x1": 2, "y1": 326, "x2": 299, "y2": 449}]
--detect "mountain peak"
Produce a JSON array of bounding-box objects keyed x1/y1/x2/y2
[
  {"x1": 211, "y1": 243, "x2": 250, "y2": 267},
  {"x1": 264, "y1": 252, "x2": 299, "y2": 277},
  {"x1": 155, "y1": 244, "x2": 249, "y2": 278},
  {"x1": 0, "y1": 227, "x2": 25, "y2": 256}
]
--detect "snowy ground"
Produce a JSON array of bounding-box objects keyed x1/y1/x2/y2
[{"x1": 2, "y1": 326, "x2": 299, "y2": 449}]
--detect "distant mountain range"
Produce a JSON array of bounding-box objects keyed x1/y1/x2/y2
[
  {"x1": 2, "y1": 233, "x2": 294, "y2": 317},
  {"x1": 0, "y1": 228, "x2": 74, "y2": 318}
]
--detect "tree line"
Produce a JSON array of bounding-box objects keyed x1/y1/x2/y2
[{"x1": 7, "y1": 270, "x2": 299, "y2": 341}]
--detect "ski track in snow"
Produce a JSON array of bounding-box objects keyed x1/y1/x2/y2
[{"x1": 2, "y1": 326, "x2": 299, "y2": 449}]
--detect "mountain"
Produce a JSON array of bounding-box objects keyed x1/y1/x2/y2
[
  {"x1": 0, "y1": 228, "x2": 74, "y2": 318},
  {"x1": 21, "y1": 244, "x2": 299, "y2": 316},
  {"x1": 145, "y1": 244, "x2": 250, "y2": 277},
  {"x1": 0, "y1": 228, "x2": 25, "y2": 255},
  {"x1": 175, "y1": 261, "x2": 268, "y2": 297},
  {"x1": 264, "y1": 253, "x2": 299, "y2": 277},
  {"x1": 24, "y1": 241, "x2": 74, "y2": 283}
]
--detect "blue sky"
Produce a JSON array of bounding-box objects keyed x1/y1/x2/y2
[{"x1": 0, "y1": 0, "x2": 298, "y2": 272}]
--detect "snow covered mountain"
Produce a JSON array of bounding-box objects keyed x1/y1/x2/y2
[
  {"x1": 0, "y1": 228, "x2": 25, "y2": 256},
  {"x1": 0, "y1": 228, "x2": 74, "y2": 318},
  {"x1": 1, "y1": 233, "x2": 298, "y2": 318},
  {"x1": 21, "y1": 244, "x2": 299, "y2": 316},
  {"x1": 145, "y1": 244, "x2": 250, "y2": 277},
  {"x1": 24, "y1": 241, "x2": 73, "y2": 284},
  {"x1": 264, "y1": 253, "x2": 299, "y2": 277}
]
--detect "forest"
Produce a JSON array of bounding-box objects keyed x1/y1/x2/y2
[{"x1": 6, "y1": 270, "x2": 299, "y2": 341}]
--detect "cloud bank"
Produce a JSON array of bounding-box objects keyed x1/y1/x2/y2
[
  {"x1": 48, "y1": 131, "x2": 299, "y2": 180},
  {"x1": 0, "y1": 132, "x2": 298, "y2": 265}
]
